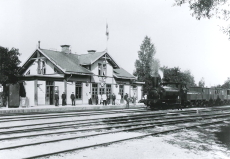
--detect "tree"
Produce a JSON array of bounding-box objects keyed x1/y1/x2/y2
[
  {"x1": 221, "y1": 77, "x2": 230, "y2": 88},
  {"x1": 198, "y1": 77, "x2": 205, "y2": 87},
  {"x1": 133, "y1": 36, "x2": 160, "y2": 91},
  {"x1": 174, "y1": 0, "x2": 230, "y2": 38},
  {"x1": 0, "y1": 46, "x2": 21, "y2": 85},
  {"x1": 161, "y1": 66, "x2": 196, "y2": 87}
]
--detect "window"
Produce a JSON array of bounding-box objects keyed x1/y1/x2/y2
[
  {"x1": 227, "y1": 90, "x2": 230, "y2": 95},
  {"x1": 42, "y1": 61, "x2": 46, "y2": 74},
  {"x1": 106, "y1": 84, "x2": 111, "y2": 94},
  {"x1": 92, "y1": 83, "x2": 98, "y2": 98},
  {"x1": 46, "y1": 81, "x2": 54, "y2": 86},
  {"x1": 119, "y1": 85, "x2": 124, "y2": 98},
  {"x1": 75, "y1": 82, "x2": 82, "y2": 99},
  {"x1": 98, "y1": 63, "x2": 102, "y2": 75},
  {"x1": 98, "y1": 63, "x2": 107, "y2": 76},
  {"x1": 37, "y1": 59, "x2": 41, "y2": 74},
  {"x1": 99, "y1": 88, "x2": 105, "y2": 95},
  {"x1": 102, "y1": 64, "x2": 107, "y2": 76}
]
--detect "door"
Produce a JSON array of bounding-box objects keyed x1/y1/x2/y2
[
  {"x1": 50, "y1": 86, "x2": 54, "y2": 105},
  {"x1": 46, "y1": 86, "x2": 59, "y2": 105}
]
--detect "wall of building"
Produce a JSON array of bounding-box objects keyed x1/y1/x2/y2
[
  {"x1": 25, "y1": 81, "x2": 35, "y2": 106},
  {"x1": 82, "y1": 82, "x2": 90, "y2": 104},
  {"x1": 124, "y1": 85, "x2": 130, "y2": 95},
  {"x1": 24, "y1": 62, "x2": 37, "y2": 75},
  {"x1": 46, "y1": 60, "x2": 55, "y2": 74},
  {"x1": 91, "y1": 59, "x2": 113, "y2": 84},
  {"x1": 112, "y1": 85, "x2": 119, "y2": 96},
  {"x1": 37, "y1": 81, "x2": 45, "y2": 105}
]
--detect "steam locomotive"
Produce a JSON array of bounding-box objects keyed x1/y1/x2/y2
[{"x1": 144, "y1": 77, "x2": 230, "y2": 109}]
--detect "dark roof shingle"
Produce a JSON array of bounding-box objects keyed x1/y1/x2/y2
[
  {"x1": 78, "y1": 52, "x2": 105, "y2": 65},
  {"x1": 40, "y1": 49, "x2": 93, "y2": 74},
  {"x1": 113, "y1": 68, "x2": 135, "y2": 79}
]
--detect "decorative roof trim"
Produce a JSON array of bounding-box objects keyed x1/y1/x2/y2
[
  {"x1": 65, "y1": 71, "x2": 93, "y2": 75},
  {"x1": 20, "y1": 74, "x2": 65, "y2": 78},
  {"x1": 18, "y1": 49, "x2": 38, "y2": 74},
  {"x1": 91, "y1": 52, "x2": 120, "y2": 69}
]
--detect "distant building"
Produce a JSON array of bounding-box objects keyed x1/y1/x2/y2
[{"x1": 18, "y1": 43, "x2": 144, "y2": 106}]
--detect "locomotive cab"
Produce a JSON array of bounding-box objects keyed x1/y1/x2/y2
[{"x1": 145, "y1": 82, "x2": 187, "y2": 109}]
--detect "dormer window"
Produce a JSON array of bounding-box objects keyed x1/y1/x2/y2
[
  {"x1": 42, "y1": 61, "x2": 46, "y2": 74},
  {"x1": 103, "y1": 63, "x2": 106, "y2": 76},
  {"x1": 98, "y1": 62, "x2": 107, "y2": 76},
  {"x1": 37, "y1": 59, "x2": 41, "y2": 74},
  {"x1": 98, "y1": 63, "x2": 102, "y2": 75}
]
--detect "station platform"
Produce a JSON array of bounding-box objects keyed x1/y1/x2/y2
[{"x1": 0, "y1": 103, "x2": 145, "y2": 114}]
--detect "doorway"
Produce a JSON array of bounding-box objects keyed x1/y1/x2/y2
[{"x1": 45, "y1": 81, "x2": 58, "y2": 105}]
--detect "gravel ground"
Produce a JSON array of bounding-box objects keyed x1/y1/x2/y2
[{"x1": 45, "y1": 125, "x2": 230, "y2": 159}]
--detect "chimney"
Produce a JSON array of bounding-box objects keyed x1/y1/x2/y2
[
  {"x1": 38, "y1": 41, "x2": 40, "y2": 49},
  {"x1": 88, "y1": 50, "x2": 96, "y2": 54},
  {"x1": 61, "y1": 45, "x2": 71, "y2": 53}
]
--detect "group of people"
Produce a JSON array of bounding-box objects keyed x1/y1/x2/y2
[
  {"x1": 54, "y1": 91, "x2": 134, "y2": 108},
  {"x1": 93, "y1": 92, "x2": 122, "y2": 106},
  {"x1": 54, "y1": 92, "x2": 76, "y2": 106}
]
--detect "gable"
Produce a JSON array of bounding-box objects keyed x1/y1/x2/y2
[
  {"x1": 79, "y1": 52, "x2": 120, "y2": 69},
  {"x1": 19, "y1": 49, "x2": 94, "y2": 76},
  {"x1": 22, "y1": 57, "x2": 62, "y2": 76}
]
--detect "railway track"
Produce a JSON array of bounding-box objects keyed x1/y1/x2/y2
[
  {"x1": 0, "y1": 110, "x2": 228, "y2": 136},
  {"x1": 0, "y1": 108, "x2": 149, "y2": 122},
  {"x1": 0, "y1": 106, "x2": 230, "y2": 159},
  {"x1": 24, "y1": 119, "x2": 230, "y2": 159},
  {"x1": 0, "y1": 112, "x2": 229, "y2": 150}
]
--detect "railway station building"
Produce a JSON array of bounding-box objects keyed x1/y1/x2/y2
[{"x1": 18, "y1": 43, "x2": 144, "y2": 106}]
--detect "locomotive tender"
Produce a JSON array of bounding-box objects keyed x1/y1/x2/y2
[{"x1": 144, "y1": 77, "x2": 230, "y2": 109}]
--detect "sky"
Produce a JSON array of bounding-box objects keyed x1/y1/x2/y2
[{"x1": 0, "y1": 0, "x2": 230, "y2": 87}]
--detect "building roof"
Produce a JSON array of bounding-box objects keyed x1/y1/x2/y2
[
  {"x1": 20, "y1": 47, "x2": 135, "y2": 79},
  {"x1": 78, "y1": 51, "x2": 105, "y2": 65},
  {"x1": 113, "y1": 68, "x2": 135, "y2": 79},
  {"x1": 40, "y1": 49, "x2": 93, "y2": 74}
]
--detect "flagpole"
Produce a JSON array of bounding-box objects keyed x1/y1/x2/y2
[{"x1": 106, "y1": 22, "x2": 109, "y2": 52}]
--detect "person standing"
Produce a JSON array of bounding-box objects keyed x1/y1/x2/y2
[
  {"x1": 124, "y1": 93, "x2": 129, "y2": 108},
  {"x1": 100, "y1": 94, "x2": 103, "y2": 105},
  {"x1": 54, "y1": 92, "x2": 59, "y2": 106},
  {"x1": 133, "y1": 93, "x2": 137, "y2": 106},
  {"x1": 112, "y1": 93, "x2": 116, "y2": 105},
  {"x1": 102, "y1": 93, "x2": 107, "y2": 106},
  {"x1": 107, "y1": 93, "x2": 111, "y2": 105},
  {"x1": 87, "y1": 92, "x2": 92, "y2": 105},
  {"x1": 95, "y1": 93, "x2": 99, "y2": 105},
  {"x1": 70, "y1": 92, "x2": 75, "y2": 106},
  {"x1": 116, "y1": 93, "x2": 121, "y2": 105},
  {"x1": 61, "y1": 92, "x2": 66, "y2": 106}
]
